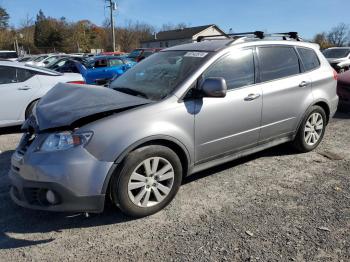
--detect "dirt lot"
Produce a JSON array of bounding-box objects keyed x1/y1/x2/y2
[{"x1": 0, "y1": 112, "x2": 349, "y2": 261}]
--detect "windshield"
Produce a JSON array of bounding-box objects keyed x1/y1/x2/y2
[
  {"x1": 110, "y1": 50, "x2": 212, "y2": 100},
  {"x1": 128, "y1": 49, "x2": 142, "y2": 58},
  {"x1": 34, "y1": 55, "x2": 48, "y2": 62},
  {"x1": 323, "y1": 49, "x2": 350, "y2": 59}
]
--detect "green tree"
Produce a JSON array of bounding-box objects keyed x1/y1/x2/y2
[
  {"x1": 0, "y1": 6, "x2": 9, "y2": 29},
  {"x1": 34, "y1": 10, "x2": 67, "y2": 52}
]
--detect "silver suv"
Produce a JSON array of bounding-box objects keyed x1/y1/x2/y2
[{"x1": 10, "y1": 32, "x2": 338, "y2": 217}]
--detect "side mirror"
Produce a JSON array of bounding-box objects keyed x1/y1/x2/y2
[{"x1": 200, "y1": 77, "x2": 227, "y2": 98}]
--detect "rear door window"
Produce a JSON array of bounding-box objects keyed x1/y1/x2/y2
[
  {"x1": 94, "y1": 59, "x2": 108, "y2": 68},
  {"x1": 258, "y1": 46, "x2": 300, "y2": 82},
  {"x1": 0, "y1": 66, "x2": 35, "y2": 84},
  {"x1": 297, "y1": 47, "x2": 320, "y2": 72},
  {"x1": 109, "y1": 59, "x2": 124, "y2": 67},
  {"x1": 203, "y1": 49, "x2": 255, "y2": 90},
  {"x1": 17, "y1": 69, "x2": 35, "y2": 82}
]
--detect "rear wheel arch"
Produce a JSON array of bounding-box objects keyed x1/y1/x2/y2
[{"x1": 313, "y1": 101, "x2": 330, "y2": 124}]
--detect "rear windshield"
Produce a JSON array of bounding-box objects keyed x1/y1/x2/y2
[
  {"x1": 323, "y1": 49, "x2": 350, "y2": 59},
  {"x1": 0, "y1": 52, "x2": 18, "y2": 59}
]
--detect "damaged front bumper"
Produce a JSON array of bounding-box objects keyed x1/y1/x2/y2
[{"x1": 9, "y1": 132, "x2": 114, "y2": 213}]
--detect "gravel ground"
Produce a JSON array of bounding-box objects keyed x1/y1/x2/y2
[{"x1": 0, "y1": 112, "x2": 349, "y2": 261}]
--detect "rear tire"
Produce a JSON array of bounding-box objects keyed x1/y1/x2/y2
[
  {"x1": 110, "y1": 145, "x2": 182, "y2": 217},
  {"x1": 292, "y1": 105, "x2": 326, "y2": 153}
]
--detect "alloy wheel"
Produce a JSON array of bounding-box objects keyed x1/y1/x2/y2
[
  {"x1": 127, "y1": 157, "x2": 175, "y2": 207},
  {"x1": 304, "y1": 112, "x2": 324, "y2": 146}
]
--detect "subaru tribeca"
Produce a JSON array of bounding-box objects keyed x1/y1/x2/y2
[{"x1": 10, "y1": 32, "x2": 338, "y2": 217}]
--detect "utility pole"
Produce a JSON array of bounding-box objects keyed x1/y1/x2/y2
[{"x1": 108, "y1": 0, "x2": 117, "y2": 51}]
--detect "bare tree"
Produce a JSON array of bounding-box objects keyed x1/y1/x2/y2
[
  {"x1": 313, "y1": 32, "x2": 332, "y2": 49},
  {"x1": 327, "y1": 23, "x2": 349, "y2": 47}
]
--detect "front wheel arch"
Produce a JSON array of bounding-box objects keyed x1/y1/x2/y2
[
  {"x1": 101, "y1": 137, "x2": 191, "y2": 195},
  {"x1": 25, "y1": 99, "x2": 40, "y2": 119}
]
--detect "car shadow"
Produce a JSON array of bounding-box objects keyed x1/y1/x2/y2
[
  {"x1": 0, "y1": 142, "x2": 299, "y2": 250},
  {"x1": 183, "y1": 143, "x2": 297, "y2": 185},
  {"x1": 333, "y1": 110, "x2": 350, "y2": 119},
  {"x1": 0, "y1": 125, "x2": 22, "y2": 135}
]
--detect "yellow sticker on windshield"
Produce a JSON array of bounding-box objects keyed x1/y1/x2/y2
[{"x1": 184, "y1": 52, "x2": 208, "y2": 58}]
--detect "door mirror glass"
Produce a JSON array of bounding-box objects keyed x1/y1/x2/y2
[{"x1": 201, "y1": 77, "x2": 227, "y2": 98}]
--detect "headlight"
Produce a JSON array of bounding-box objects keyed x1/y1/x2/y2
[{"x1": 40, "y1": 131, "x2": 93, "y2": 152}]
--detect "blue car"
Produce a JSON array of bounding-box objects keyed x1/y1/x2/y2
[{"x1": 78, "y1": 56, "x2": 136, "y2": 85}]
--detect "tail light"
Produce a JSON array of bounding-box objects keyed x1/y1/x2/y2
[
  {"x1": 67, "y1": 80, "x2": 85, "y2": 84},
  {"x1": 333, "y1": 69, "x2": 338, "y2": 81}
]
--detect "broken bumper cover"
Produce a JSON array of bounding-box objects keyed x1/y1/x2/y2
[
  {"x1": 10, "y1": 171, "x2": 105, "y2": 213},
  {"x1": 9, "y1": 141, "x2": 114, "y2": 213}
]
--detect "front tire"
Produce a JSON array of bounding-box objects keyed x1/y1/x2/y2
[
  {"x1": 110, "y1": 145, "x2": 182, "y2": 217},
  {"x1": 292, "y1": 105, "x2": 326, "y2": 152},
  {"x1": 25, "y1": 100, "x2": 39, "y2": 119}
]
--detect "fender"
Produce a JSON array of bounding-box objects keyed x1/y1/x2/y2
[
  {"x1": 294, "y1": 98, "x2": 330, "y2": 139},
  {"x1": 100, "y1": 135, "x2": 192, "y2": 194}
]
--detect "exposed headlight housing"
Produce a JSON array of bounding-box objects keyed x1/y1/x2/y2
[{"x1": 40, "y1": 131, "x2": 93, "y2": 152}]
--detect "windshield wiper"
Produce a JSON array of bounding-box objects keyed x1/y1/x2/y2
[{"x1": 113, "y1": 87, "x2": 149, "y2": 99}]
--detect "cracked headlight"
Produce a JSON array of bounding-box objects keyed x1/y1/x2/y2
[{"x1": 40, "y1": 131, "x2": 93, "y2": 152}]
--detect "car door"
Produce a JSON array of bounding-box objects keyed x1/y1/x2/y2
[
  {"x1": 194, "y1": 48, "x2": 262, "y2": 163},
  {"x1": 0, "y1": 66, "x2": 40, "y2": 126},
  {"x1": 87, "y1": 59, "x2": 109, "y2": 83},
  {"x1": 256, "y1": 46, "x2": 313, "y2": 143}
]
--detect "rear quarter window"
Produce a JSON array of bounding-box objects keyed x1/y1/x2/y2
[
  {"x1": 258, "y1": 46, "x2": 300, "y2": 82},
  {"x1": 297, "y1": 47, "x2": 320, "y2": 72}
]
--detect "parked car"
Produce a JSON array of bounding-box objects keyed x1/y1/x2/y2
[
  {"x1": 47, "y1": 57, "x2": 89, "y2": 74},
  {"x1": 26, "y1": 54, "x2": 67, "y2": 67},
  {"x1": 127, "y1": 48, "x2": 161, "y2": 62},
  {"x1": 17, "y1": 56, "x2": 35, "y2": 63},
  {"x1": 337, "y1": 70, "x2": 350, "y2": 111},
  {"x1": 99, "y1": 51, "x2": 126, "y2": 56},
  {"x1": 323, "y1": 47, "x2": 350, "y2": 73},
  {"x1": 79, "y1": 56, "x2": 136, "y2": 85},
  {"x1": 0, "y1": 61, "x2": 84, "y2": 128},
  {"x1": 9, "y1": 35, "x2": 338, "y2": 217},
  {"x1": 0, "y1": 50, "x2": 18, "y2": 61}
]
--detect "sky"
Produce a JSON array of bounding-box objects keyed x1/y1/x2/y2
[{"x1": 0, "y1": 0, "x2": 348, "y2": 39}]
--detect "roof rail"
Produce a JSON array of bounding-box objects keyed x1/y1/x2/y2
[{"x1": 196, "y1": 31, "x2": 302, "y2": 42}]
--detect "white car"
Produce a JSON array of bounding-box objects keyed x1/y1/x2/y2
[
  {"x1": 25, "y1": 54, "x2": 66, "y2": 67},
  {"x1": 0, "y1": 50, "x2": 18, "y2": 61},
  {"x1": 323, "y1": 47, "x2": 350, "y2": 73},
  {"x1": 0, "y1": 61, "x2": 85, "y2": 128}
]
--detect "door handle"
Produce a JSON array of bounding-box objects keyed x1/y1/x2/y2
[
  {"x1": 299, "y1": 81, "x2": 309, "y2": 88},
  {"x1": 18, "y1": 86, "x2": 31, "y2": 90},
  {"x1": 244, "y1": 93, "x2": 260, "y2": 101}
]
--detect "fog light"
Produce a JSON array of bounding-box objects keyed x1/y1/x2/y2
[{"x1": 46, "y1": 190, "x2": 58, "y2": 205}]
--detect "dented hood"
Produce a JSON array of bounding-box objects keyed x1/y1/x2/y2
[{"x1": 33, "y1": 83, "x2": 151, "y2": 131}]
